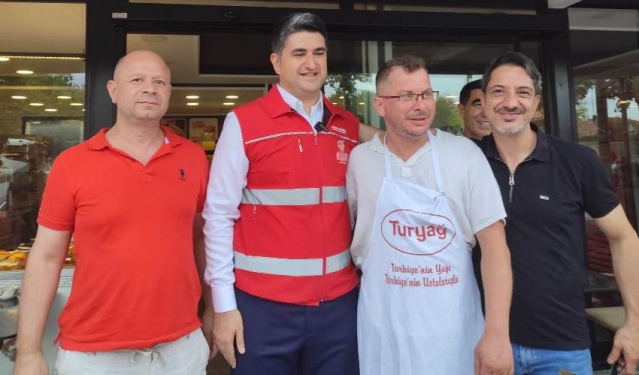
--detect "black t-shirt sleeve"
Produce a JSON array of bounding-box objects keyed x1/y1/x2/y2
[{"x1": 580, "y1": 146, "x2": 619, "y2": 218}]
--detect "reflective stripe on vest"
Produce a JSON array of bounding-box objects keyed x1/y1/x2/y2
[
  {"x1": 241, "y1": 186, "x2": 346, "y2": 205},
  {"x1": 234, "y1": 249, "x2": 352, "y2": 276}
]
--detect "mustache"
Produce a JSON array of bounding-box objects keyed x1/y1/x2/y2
[
  {"x1": 496, "y1": 107, "x2": 524, "y2": 114},
  {"x1": 407, "y1": 111, "x2": 431, "y2": 120}
]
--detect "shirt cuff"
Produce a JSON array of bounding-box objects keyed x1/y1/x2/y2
[{"x1": 212, "y1": 284, "x2": 237, "y2": 313}]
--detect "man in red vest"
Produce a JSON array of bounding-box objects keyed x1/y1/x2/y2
[{"x1": 203, "y1": 12, "x2": 368, "y2": 375}]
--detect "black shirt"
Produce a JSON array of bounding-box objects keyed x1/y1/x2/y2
[{"x1": 479, "y1": 124, "x2": 619, "y2": 350}]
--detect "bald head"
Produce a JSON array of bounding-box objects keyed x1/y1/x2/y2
[
  {"x1": 113, "y1": 50, "x2": 171, "y2": 82},
  {"x1": 107, "y1": 50, "x2": 172, "y2": 124}
]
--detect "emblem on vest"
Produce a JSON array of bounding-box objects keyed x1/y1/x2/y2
[
  {"x1": 381, "y1": 209, "x2": 456, "y2": 255},
  {"x1": 336, "y1": 139, "x2": 348, "y2": 164}
]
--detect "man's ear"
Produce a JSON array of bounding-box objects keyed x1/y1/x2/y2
[
  {"x1": 106, "y1": 80, "x2": 117, "y2": 104},
  {"x1": 457, "y1": 103, "x2": 465, "y2": 117},
  {"x1": 373, "y1": 97, "x2": 385, "y2": 118},
  {"x1": 270, "y1": 53, "x2": 281, "y2": 75}
]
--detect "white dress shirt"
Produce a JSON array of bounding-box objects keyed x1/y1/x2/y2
[{"x1": 202, "y1": 85, "x2": 324, "y2": 312}]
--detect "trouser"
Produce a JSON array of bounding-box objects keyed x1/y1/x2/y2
[
  {"x1": 54, "y1": 328, "x2": 209, "y2": 375},
  {"x1": 512, "y1": 343, "x2": 592, "y2": 375},
  {"x1": 232, "y1": 287, "x2": 359, "y2": 375}
]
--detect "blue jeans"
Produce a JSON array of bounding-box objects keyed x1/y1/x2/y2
[{"x1": 512, "y1": 343, "x2": 592, "y2": 375}]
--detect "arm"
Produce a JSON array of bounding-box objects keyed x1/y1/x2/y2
[
  {"x1": 14, "y1": 226, "x2": 71, "y2": 375},
  {"x1": 194, "y1": 213, "x2": 217, "y2": 360},
  {"x1": 202, "y1": 112, "x2": 248, "y2": 368},
  {"x1": 474, "y1": 221, "x2": 514, "y2": 375},
  {"x1": 358, "y1": 122, "x2": 383, "y2": 143},
  {"x1": 594, "y1": 205, "x2": 639, "y2": 375}
]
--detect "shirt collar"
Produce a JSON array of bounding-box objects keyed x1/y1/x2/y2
[
  {"x1": 276, "y1": 84, "x2": 323, "y2": 124},
  {"x1": 483, "y1": 123, "x2": 550, "y2": 162},
  {"x1": 87, "y1": 125, "x2": 182, "y2": 151}
]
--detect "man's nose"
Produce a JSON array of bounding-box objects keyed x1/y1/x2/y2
[{"x1": 304, "y1": 54, "x2": 319, "y2": 69}]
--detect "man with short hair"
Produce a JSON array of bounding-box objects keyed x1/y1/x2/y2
[
  {"x1": 479, "y1": 51, "x2": 639, "y2": 375},
  {"x1": 458, "y1": 79, "x2": 491, "y2": 140},
  {"x1": 15, "y1": 50, "x2": 213, "y2": 375},
  {"x1": 347, "y1": 55, "x2": 514, "y2": 374},
  {"x1": 204, "y1": 12, "x2": 363, "y2": 375}
]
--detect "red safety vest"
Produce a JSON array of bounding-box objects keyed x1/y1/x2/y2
[{"x1": 233, "y1": 87, "x2": 359, "y2": 305}]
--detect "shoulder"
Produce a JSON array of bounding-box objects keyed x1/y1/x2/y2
[
  {"x1": 435, "y1": 130, "x2": 484, "y2": 157},
  {"x1": 350, "y1": 135, "x2": 382, "y2": 163},
  {"x1": 545, "y1": 134, "x2": 601, "y2": 165}
]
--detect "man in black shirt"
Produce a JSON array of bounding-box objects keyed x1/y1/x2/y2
[{"x1": 479, "y1": 51, "x2": 639, "y2": 375}]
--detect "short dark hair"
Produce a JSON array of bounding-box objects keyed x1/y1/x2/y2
[
  {"x1": 459, "y1": 79, "x2": 482, "y2": 106},
  {"x1": 271, "y1": 13, "x2": 328, "y2": 54},
  {"x1": 482, "y1": 51, "x2": 543, "y2": 94},
  {"x1": 376, "y1": 55, "x2": 427, "y2": 93}
]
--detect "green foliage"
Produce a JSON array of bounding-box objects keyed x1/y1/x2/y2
[{"x1": 432, "y1": 97, "x2": 463, "y2": 133}]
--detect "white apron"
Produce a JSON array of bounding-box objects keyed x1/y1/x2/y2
[{"x1": 358, "y1": 130, "x2": 484, "y2": 375}]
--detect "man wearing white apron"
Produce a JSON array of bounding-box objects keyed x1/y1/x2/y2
[{"x1": 347, "y1": 55, "x2": 514, "y2": 374}]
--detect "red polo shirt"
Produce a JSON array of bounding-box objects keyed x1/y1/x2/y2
[{"x1": 38, "y1": 127, "x2": 209, "y2": 351}]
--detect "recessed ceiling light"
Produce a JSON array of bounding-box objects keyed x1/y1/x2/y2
[
  {"x1": 11, "y1": 96, "x2": 27, "y2": 100},
  {"x1": 0, "y1": 57, "x2": 9, "y2": 62},
  {"x1": 185, "y1": 95, "x2": 199, "y2": 100},
  {"x1": 45, "y1": 108, "x2": 58, "y2": 112},
  {"x1": 17, "y1": 70, "x2": 34, "y2": 75},
  {"x1": 223, "y1": 102, "x2": 235, "y2": 106},
  {"x1": 226, "y1": 95, "x2": 239, "y2": 99},
  {"x1": 70, "y1": 102, "x2": 83, "y2": 106},
  {"x1": 187, "y1": 102, "x2": 199, "y2": 106},
  {"x1": 57, "y1": 95, "x2": 72, "y2": 100},
  {"x1": 29, "y1": 103, "x2": 44, "y2": 106}
]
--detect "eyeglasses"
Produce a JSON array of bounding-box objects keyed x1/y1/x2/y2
[{"x1": 378, "y1": 90, "x2": 439, "y2": 102}]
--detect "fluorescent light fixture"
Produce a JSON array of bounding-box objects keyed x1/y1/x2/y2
[
  {"x1": 445, "y1": 95, "x2": 457, "y2": 99},
  {"x1": 0, "y1": 57, "x2": 9, "y2": 62},
  {"x1": 11, "y1": 96, "x2": 27, "y2": 100},
  {"x1": 17, "y1": 70, "x2": 34, "y2": 75},
  {"x1": 45, "y1": 108, "x2": 58, "y2": 112},
  {"x1": 57, "y1": 95, "x2": 72, "y2": 100},
  {"x1": 187, "y1": 102, "x2": 199, "y2": 106},
  {"x1": 185, "y1": 95, "x2": 200, "y2": 99},
  {"x1": 222, "y1": 102, "x2": 235, "y2": 106},
  {"x1": 29, "y1": 103, "x2": 44, "y2": 106},
  {"x1": 358, "y1": 102, "x2": 365, "y2": 105},
  {"x1": 70, "y1": 102, "x2": 83, "y2": 106},
  {"x1": 225, "y1": 95, "x2": 239, "y2": 99}
]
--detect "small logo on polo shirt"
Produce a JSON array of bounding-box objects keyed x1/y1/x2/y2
[
  {"x1": 539, "y1": 195, "x2": 549, "y2": 200},
  {"x1": 179, "y1": 169, "x2": 186, "y2": 180}
]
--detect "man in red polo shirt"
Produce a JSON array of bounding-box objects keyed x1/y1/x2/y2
[{"x1": 15, "y1": 50, "x2": 213, "y2": 375}]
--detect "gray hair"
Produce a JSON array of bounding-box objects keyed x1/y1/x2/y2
[
  {"x1": 482, "y1": 51, "x2": 543, "y2": 95},
  {"x1": 271, "y1": 13, "x2": 328, "y2": 54}
]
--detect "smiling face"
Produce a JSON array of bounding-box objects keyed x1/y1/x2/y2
[
  {"x1": 374, "y1": 66, "x2": 436, "y2": 141},
  {"x1": 270, "y1": 31, "x2": 327, "y2": 106},
  {"x1": 107, "y1": 50, "x2": 172, "y2": 124},
  {"x1": 458, "y1": 88, "x2": 491, "y2": 140},
  {"x1": 483, "y1": 64, "x2": 540, "y2": 136}
]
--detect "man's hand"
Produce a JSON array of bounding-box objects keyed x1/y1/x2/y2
[
  {"x1": 213, "y1": 309, "x2": 245, "y2": 368},
  {"x1": 474, "y1": 331, "x2": 514, "y2": 375},
  {"x1": 14, "y1": 351, "x2": 48, "y2": 375},
  {"x1": 607, "y1": 321, "x2": 639, "y2": 375},
  {"x1": 201, "y1": 306, "x2": 218, "y2": 360}
]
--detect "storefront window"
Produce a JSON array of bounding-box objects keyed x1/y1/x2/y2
[
  {"x1": 570, "y1": 8, "x2": 639, "y2": 272},
  {"x1": 0, "y1": 2, "x2": 85, "y2": 252}
]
